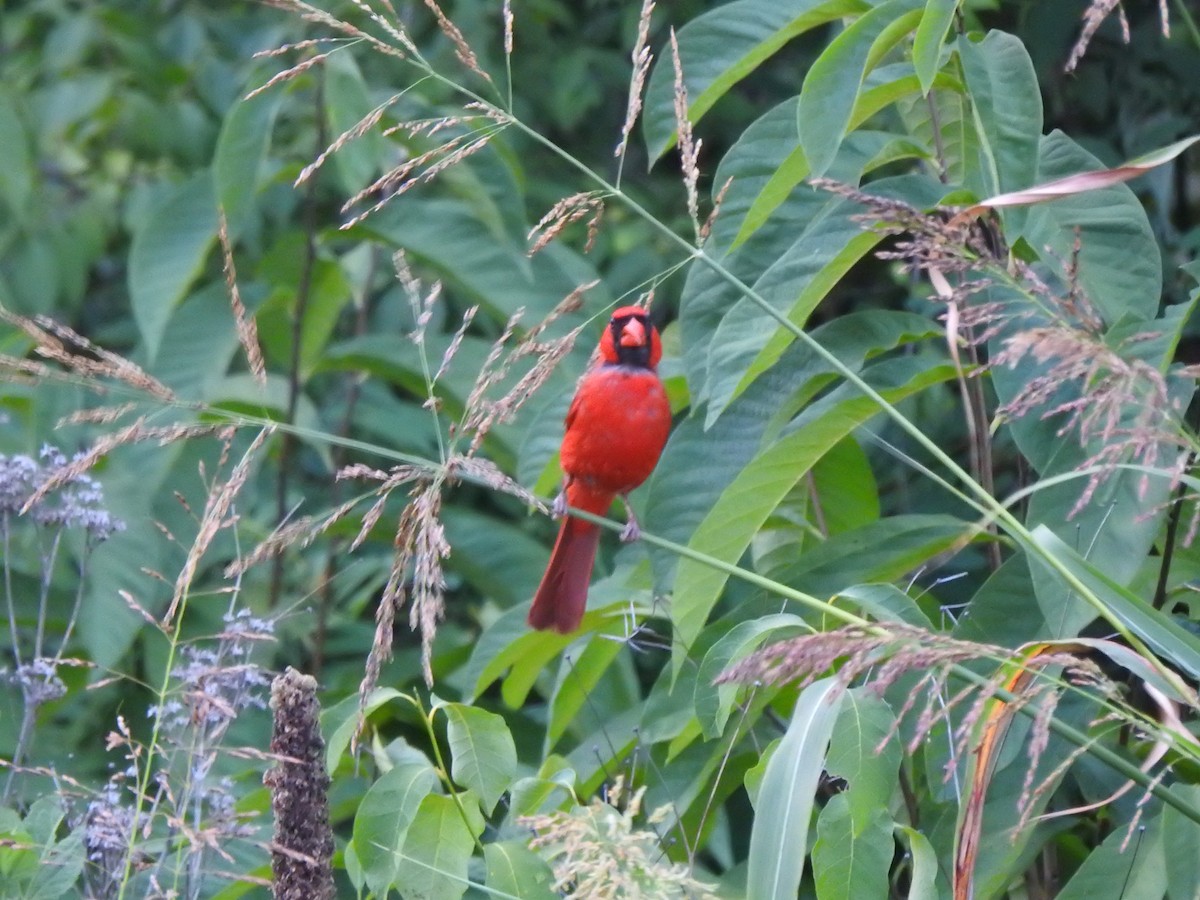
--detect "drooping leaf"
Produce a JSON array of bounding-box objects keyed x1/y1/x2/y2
[
  {"x1": 643, "y1": 0, "x2": 870, "y2": 161},
  {"x1": 128, "y1": 171, "x2": 220, "y2": 361},
  {"x1": 798, "y1": 0, "x2": 924, "y2": 176},
  {"x1": 957, "y1": 30, "x2": 1043, "y2": 199},
  {"x1": 912, "y1": 0, "x2": 959, "y2": 95},
  {"x1": 746, "y1": 678, "x2": 845, "y2": 899}
]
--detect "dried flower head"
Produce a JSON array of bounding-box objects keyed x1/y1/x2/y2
[{"x1": 520, "y1": 775, "x2": 718, "y2": 899}]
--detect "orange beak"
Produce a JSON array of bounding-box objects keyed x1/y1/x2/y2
[{"x1": 619, "y1": 317, "x2": 647, "y2": 348}]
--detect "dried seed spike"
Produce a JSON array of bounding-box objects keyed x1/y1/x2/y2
[
  {"x1": 218, "y1": 211, "x2": 267, "y2": 387},
  {"x1": 422, "y1": 0, "x2": 494, "y2": 85},
  {"x1": 615, "y1": 0, "x2": 656, "y2": 164},
  {"x1": 434, "y1": 305, "x2": 479, "y2": 383},
  {"x1": 503, "y1": 0, "x2": 514, "y2": 56},
  {"x1": 296, "y1": 92, "x2": 403, "y2": 187},
  {"x1": 669, "y1": 28, "x2": 702, "y2": 242},
  {"x1": 245, "y1": 49, "x2": 335, "y2": 101}
]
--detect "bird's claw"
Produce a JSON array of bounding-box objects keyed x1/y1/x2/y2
[
  {"x1": 619, "y1": 518, "x2": 641, "y2": 543},
  {"x1": 551, "y1": 491, "x2": 568, "y2": 518}
]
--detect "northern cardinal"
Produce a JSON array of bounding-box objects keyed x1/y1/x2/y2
[{"x1": 527, "y1": 306, "x2": 672, "y2": 633}]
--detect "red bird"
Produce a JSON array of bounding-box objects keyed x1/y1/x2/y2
[{"x1": 527, "y1": 306, "x2": 672, "y2": 633}]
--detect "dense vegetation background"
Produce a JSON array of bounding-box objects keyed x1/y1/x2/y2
[{"x1": 3, "y1": 0, "x2": 1200, "y2": 897}]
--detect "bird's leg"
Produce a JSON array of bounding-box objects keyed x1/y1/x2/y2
[{"x1": 618, "y1": 495, "x2": 641, "y2": 542}]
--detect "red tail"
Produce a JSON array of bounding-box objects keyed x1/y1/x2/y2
[{"x1": 527, "y1": 515, "x2": 603, "y2": 633}]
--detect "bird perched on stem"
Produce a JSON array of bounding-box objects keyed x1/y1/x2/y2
[{"x1": 527, "y1": 306, "x2": 671, "y2": 634}]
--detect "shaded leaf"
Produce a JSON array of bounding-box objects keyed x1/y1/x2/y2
[{"x1": 747, "y1": 678, "x2": 845, "y2": 899}]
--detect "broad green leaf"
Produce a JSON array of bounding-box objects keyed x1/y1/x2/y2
[
  {"x1": 958, "y1": 30, "x2": 1042, "y2": 199},
  {"x1": 896, "y1": 72, "x2": 978, "y2": 185},
  {"x1": 912, "y1": 0, "x2": 958, "y2": 94},
  {"x1": 483, "y1": 841, "x2": 557, "y2": 899},
  {"x1": 1056, "y1": 809, "x2": 1166, "y2": 900},
  {"x1": 798, "y1": 0, "x2": 924, "y2": 177},
  {"x1": 672, "y1": 358, "x2": 956, "y2": 662},
  {"x1": 545, "y1": 636, "x2": 624, "y2": 751},
  {"x1": 443, "y1": 507, "x2": 549, "y2": 607},
  {"x1": 824, "y1": 690, "x2": 901, "y2": 830},
  {"x1": 367, "y1": 199, "x2": 604, "y2": 324},
  {"x1": 443, "y1": 702, "x2": 517, "y2": 814},
  {"x1": 213, "y1": 85, "x2": 281, "y2": 237},
  {"x1": 1163, "y1": 785, "x2": 1200, "y2": 900},
  {"x1": 323, "y1": 687, "x2": 405, "y2": 772},
  {"x1": 1023, "y1": 131, "x2": 1161, "y2": 324},
  {"x1": 810, "y1": 435, "x2": 881, "y2": 536},
  {"x1": 393, "y1": 792, "x2": 484, "y2": 900},
  {"x1": 764, "y1": 513, "x2": 975, "y2": 601},
  {"x1": 695, "y1": 614, "x2": 809, "y2": 738},
  {"x1": 705, "y1": 198, "x2": 884, "y2": 422},
  {"x1": 1030, "y1": 526, "x2": 1200, "y2": 683},
  {"x1": 812, "y1": 794, "x2": 893, "y2": 900},
  {"x1": 894, "y1": 825, "x2": 939, "y2": 900},
  {"x1": 837, "y1": 583, "x2": 933, "y2": 627},
  {"x1": 0, "y1": 91, "x2": 31, "y2": 216},
  {"x1": 324, "y1": 51, "x2": 387, "y2": 194},
  {"x1": 747, "y1": 678, "x2": 845, "y2": 899},
  {"x1": 353, "y1": 762, "x2": 439, "y2": 897},
  {"x1": 152, "y1": 282, "x2": 241, "y2": 400},
  {"x1": 128, "y1": 170, "x2": 219, "y2": 361},
  {"x1": 642, "y1": 0, "x2": 870, "y2": 161}
]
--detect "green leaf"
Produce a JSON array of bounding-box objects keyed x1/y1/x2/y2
[
  {"x1": 213, "y1": 85, "x2": 281, "y2": 237},
  {"x1": 912, "y1": 0, "x2": 958, "y2": 95},
  {"x1": 764, "y1": 513, "x2": 974, "y2": 600},
  {"x1": 545, "y1": 637, "x2": 624, "y2": 752},
  {"x1": 824, "y1": 690, "x2": 900, "y2": 830},
  {"x1": 798, "y1": 0, "x2": 924, "y2": 177},
  {"x1": 1030, "y1": 525, "x2": 1200, "y2": 683},
  {"x1": 747, "y1": 678, "x2": 845, "y2": 899},
  {"x1": 643, "y1": 0, "x2": 870, "y2": 161},
  {"x1": 483, "y1": 841, "x2": 557, "y2": 899},
  {"x1": 0, "y1": 90, "x2": 31, "y2": 216},
  {"x1": 695, "y1": 614, "x2": 809, "y2": 738},
  {"x1": 837, "y1": 583, "x2": 933, "y2": 627},
  {"x1": 1056, "y1": 809, "x2": 1166, "y2": 900},
  {"x1": 1163, "y1": 785, "x2": 1200, "y2": 900},
  {"x1": 958, "y1": 30, "x2": 1042, "y2": 198},
  {"x1": 351, "y1": 762, "x2": 439, "y2": 897},
  {"x1": 894, "y1": 825, "x2": 939, "y2": 900},
  {"x1": 324, "y1": 51, "x2": 387, "y2": 194},
  {"x1": 1023, "y1": 131, "x2": 1161, "y2": 324},
  {"x1": 128, "y1": 171, "x2": 219, "y2": 361},
  {"x1": 442, "y1": 703, "x2": 518, "y2": 814},
  {"x1": 812, "y1": 794, "x2": 894, "y2": 900},
  {"x1": 394, "y1": 792, "x2": 485, "y2": 900},
  {"x1": 672, "y1": 358, "x2": 956, "y2": 662},
  {"x1": 323, "y1": 687, "x2": 405, "y2": 772},
  {"x1": 704, "y1": 200, "x2": 884, "y2": 421},
  {"x1": 811, "y1": 435, "x2": 880, "y2": 535}
]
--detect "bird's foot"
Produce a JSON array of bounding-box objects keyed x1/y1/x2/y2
[
  {"x1": 619, "y1": 499, "x2": 641, "y2": 543},
  {"x1": 551, "y1": 490, "x2": 568, "y2": 518}
]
